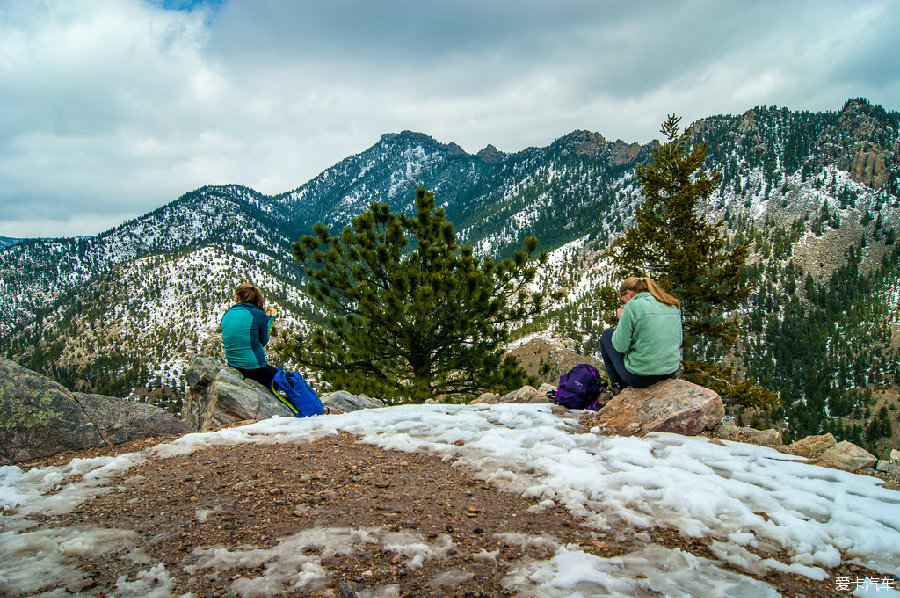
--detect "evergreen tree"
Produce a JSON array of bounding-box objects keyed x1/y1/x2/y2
[
  {"x1": 289, "y1": 188, "x2": 545, "y2": 403},
  {"x1": 611, "y1": 114, "x2": 753, "y2": 355}
]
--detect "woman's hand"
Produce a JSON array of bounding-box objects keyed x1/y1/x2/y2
[
  {"x1": 616, "y1": 306, "x2": 623, "y2": 319},
  {"x1": 266, "y1": 306, "x2": 278, "y2": 317}
]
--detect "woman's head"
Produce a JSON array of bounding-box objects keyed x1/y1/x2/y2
[
  {"x1": 234, "y1": 283, "x2": 265, "y2": 310},
  {"x1": 619, "y1": 277, "x2": 680, "y2": 309}
]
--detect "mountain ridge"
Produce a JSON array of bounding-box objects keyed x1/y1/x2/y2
[{"x1": 1, "y1": 98, "x2": 898, "y2": 455}]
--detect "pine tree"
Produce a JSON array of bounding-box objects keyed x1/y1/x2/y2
[
  {"x1": 611, "y1": 114, "x2": 754, "y2": 355},
  {"x1": 288, "y1": 188, "x2": 544, "y2": 403}
]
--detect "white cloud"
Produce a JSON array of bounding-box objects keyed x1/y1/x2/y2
[{"x1": 0, "y1": 0, "x2": 897, "y2": 238}]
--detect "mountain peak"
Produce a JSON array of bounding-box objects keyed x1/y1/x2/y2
[{"x1": 476, "y1": 144, "x2": 505, "y2": 163}]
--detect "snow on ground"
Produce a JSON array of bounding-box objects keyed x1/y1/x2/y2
[{"x1": 2, "y1": 403, "x2": 899, "y2": 597}]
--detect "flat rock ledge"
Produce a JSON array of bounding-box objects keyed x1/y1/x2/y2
[{"x1": 182, "y1": 357, "x2": 386, "y2": 432}]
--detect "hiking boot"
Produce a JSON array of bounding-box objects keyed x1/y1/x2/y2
[{"x1": 594, "y1": 388, "x2": 614, "y2": 408}]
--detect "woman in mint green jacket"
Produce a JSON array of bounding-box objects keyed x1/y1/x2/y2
[{"x1": 599, "y1": 277, "x2": 682, "y2": 389}]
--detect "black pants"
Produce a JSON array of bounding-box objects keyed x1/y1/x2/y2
[
  {"x1": 237, "y1": 365, "x2": 278, "y2": 390},
  {"x1": 599, "y1": 328, "x2": 675, "y2": 388}
]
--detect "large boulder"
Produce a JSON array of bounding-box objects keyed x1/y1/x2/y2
[
  {"x1": 788, "y1": 433, "x2": 837, "y2": 459},
  {"x1": 816, "y1": 441, "x2": 877, "y2": 473},
  {"x1": 0, "y1": 358, "x2": 190, "y2": 465},
  {"x1": 581, "y1": 378, "x2": 724, "y2": 437},
  {"x1": 182, "y1": 357, "x2": 295, "y2": 432},
  {"x1": 182, "y1": 357, "x2": 391, "y2": 431},
  {"x1": 74, "y1": 392, "x2": 191, "y2": 446}
]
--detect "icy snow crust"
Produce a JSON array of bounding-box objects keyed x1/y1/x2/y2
[{"x1": 2, "y1": 403, "x2": 899, "y2": 597}]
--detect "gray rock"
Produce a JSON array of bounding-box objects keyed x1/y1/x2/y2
[
  {"x1": 715, "y1": 421, "x2": 740, "y2": 437},
  {"x1": 715, "y1": 422, "x2": 783, "y2": 446},
  {"x1": 74, "y1": 393, "x2": 190, "y2": 446},
  {"x1": 875, "y1": 460, "x2": 900, "y2": 478},
  {"x1": 320, "y1": 390, "x2": 384, "y2": 414},
  {"x1": 499, "y1": 385, "x2": 552, "y2": 404},
  {"x1": 182, "y1": 357, "x2": 294, "y2": 432},
  {"x1": 0, "y1": 358, "x2": 188, "y2": 465},
  {"x1": 469, "y1": 392, "x2": 501, "y2": 404},
  {"x1": 184, "y1": 355, "x2": 226, "y2": 390}
]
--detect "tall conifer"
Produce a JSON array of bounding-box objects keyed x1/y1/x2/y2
[
  {"x1": 612, "y1": 115, "x2": 753, "y2": 356},
  {"x1": 288, "y1": 188, "x2": 544, "y2": 403}
]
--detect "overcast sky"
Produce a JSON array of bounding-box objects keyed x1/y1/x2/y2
[{"x1": 1, "y1": 0, "x2": 898, "y2": 238}]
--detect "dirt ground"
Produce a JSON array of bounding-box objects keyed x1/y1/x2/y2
[{"x1": 18, "y1": 429, "x2": 890, "y2": 597}]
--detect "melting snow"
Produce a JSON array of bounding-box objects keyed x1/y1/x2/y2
[{"x1": 1, "y1": 403, "x2": 899, "y2": 597}]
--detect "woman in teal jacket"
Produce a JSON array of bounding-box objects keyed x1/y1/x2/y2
[
  {"x1": 221, "y1": 283, "x2": 278, "y2": 389},
  {"x1": 599, "y1": 277, "x2": 682, "y2": 389}
]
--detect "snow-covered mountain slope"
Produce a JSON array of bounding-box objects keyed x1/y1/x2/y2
[
  {"x1": 0, "y1": 99, "x2": 897, "y2": 441},
  {"x1": 2, "y1": 245, "x2": 313, "y2": 407}
]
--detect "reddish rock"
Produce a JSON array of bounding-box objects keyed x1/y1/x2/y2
[
  {"x1": 585, "y1": 379, "x2": 724, "y2": 437},
  {"x1": 816, "y1": 441, "x2": 877, "y2": 473},
  {"x1": 788, "y1": 433, "x2": 837, "y2": 459}
]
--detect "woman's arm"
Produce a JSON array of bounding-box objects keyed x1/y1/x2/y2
[{"x1": 611, "y1": 303, "x2": 635, "y2": 353}]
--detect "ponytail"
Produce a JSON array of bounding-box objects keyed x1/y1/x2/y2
[{"x1": 619, "y1": 276, "x2": 680, "y2": 309}]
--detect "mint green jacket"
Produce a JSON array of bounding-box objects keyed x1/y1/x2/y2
[{"x1": 611, "y1": 292, "x2": 682, "y2": 375}]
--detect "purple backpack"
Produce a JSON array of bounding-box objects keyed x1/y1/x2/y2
[{"x1": 554, "y1": 364, "x2": 601, "y2": 409}]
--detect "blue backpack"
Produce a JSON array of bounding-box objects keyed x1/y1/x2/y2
[
  {"x1": 553, "y1": 364, "x2": 602, "y2": 409},
  {"x1": 270, "y1": 368, "x2": 324, "y2": 417}
]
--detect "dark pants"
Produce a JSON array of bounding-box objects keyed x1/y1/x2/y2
[
  {"x1": 599, "y1": 328, "x2": 675, "y2": 389},
  {"x1": 237, "y1": 365, "x2": 278, "y2": 390}
]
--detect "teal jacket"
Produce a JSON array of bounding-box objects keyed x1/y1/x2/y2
[
  {"x1": 612, "y1": 292, "x2": 682, "y2": 375},
  {"x1": 221, "y1": 302, "x2": 275, "y2": 369}
]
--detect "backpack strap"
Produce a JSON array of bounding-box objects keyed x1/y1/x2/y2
[{"x1": 270, "y1": 368, "x2": 301, "y2": 416}]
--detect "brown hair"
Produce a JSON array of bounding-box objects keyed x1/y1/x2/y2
[
  {"x1": 234, "y1": 283, "x2": 265, "y2": 310},
  {"x1": 619, "y1": 277, "x2": 680, "y2": 309}
]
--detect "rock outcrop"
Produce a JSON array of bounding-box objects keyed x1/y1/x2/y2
[
  {"x1": 182, "y1": 357, "x2": 295, "y2": 432},
  {"x1": 0, "y1": 358, "x2": 190, "y2": 465},
  {"x1": 581, "y1": 379, "x2": 725, "y2": 437},
  {"x1": 715, "y1": 420, "x2": 784, "y2": 446},
  {"x1": 787, "y1": 433, "x2": 877, "y2": 473},
  {"x1": 182, "y1": 357, "x2": 387, "y2": 431}
]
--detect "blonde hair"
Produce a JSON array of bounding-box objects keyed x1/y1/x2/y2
[
  {"x1": 234, "y1": 283, "x2": 265, "y2": 310},
  {"x1": 620, "y1": 277, "x2": 680, "y2": 309}
]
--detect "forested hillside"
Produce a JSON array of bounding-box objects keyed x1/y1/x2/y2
[{"x1": 0, "y1": 98, "x2": 897, "y2": 454}]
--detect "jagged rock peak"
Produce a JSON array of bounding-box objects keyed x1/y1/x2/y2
[
  {"x1": 376, "y1": 130, "x2": 473, "y2": 158},
  {"x1": 835, "y1": 98, "x2": 899, "y2": 188},
  {"x1": 476, "y1": 143, "x2": 505, "y2": 162},
  {"x1": 555, "y1": 129, "x2": 607, "y2": 158}
]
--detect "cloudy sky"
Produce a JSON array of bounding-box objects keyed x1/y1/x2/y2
[{"x1": 1, "y1": 0, "x2": 898, "y2": 238}]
